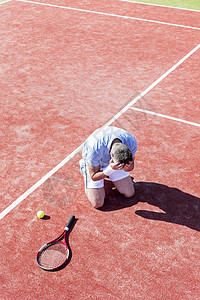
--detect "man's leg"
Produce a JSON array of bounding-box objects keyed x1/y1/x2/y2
[
  {"x1": 112, "y1": 175, "x2": 135, "y2": 198},
  {"x1": 85, "y1": 187, "x2": 105, "y2": 208},
  {"x1": 81, "y1": 160, "x2": 105, "y2": 208},
  {"x1": 108, "y1": 169, "x2": 135, "y2": 198}
]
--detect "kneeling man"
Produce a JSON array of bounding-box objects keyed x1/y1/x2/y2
[{"x1": 81, "y1": 126, "x2": 137, "y2": 208}]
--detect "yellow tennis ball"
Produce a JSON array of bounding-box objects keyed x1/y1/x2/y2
[{"x1": 37, "y1": 210, "x2": 44, "y2": 219}]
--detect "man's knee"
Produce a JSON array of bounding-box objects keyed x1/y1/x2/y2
[
  {"x1": 86, "y1": 188, "x2": 105, "y2": 209},
  {"x1": 114, "y1": 176, "x2": 135, "y2": 198},
  {"x1": 91, "y1": 197, "x2": 105, "y2": 209},
  {"x1": 123, "y1": 188, "x2": 135, "y2": 198}
]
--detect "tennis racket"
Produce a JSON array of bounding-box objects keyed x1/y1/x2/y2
[{"x1": 37, "y1": 215, "x2": 75, "y2": 271}]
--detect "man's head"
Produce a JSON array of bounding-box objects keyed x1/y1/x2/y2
[{"x1": 111, "y1": 143, "x2": 133, "y2": 165}]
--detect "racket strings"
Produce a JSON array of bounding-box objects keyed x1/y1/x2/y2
[{"x1": 38, "y1": 242, "x2": 69, "y2": 270}]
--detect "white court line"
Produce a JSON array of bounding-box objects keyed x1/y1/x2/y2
[
  {"x1": 102, "y1": 43, "x2": 200, "y2": 128},
  {"x1": 0, "y1": 47, "x2": 200, "y2": 220},
  {"x1": 0, "y1": 145, "x2": 84, "y2": 220},
  {"x1": 119, "y1": 0, "x2": 200, "y2": 13},
  {"x1": 15, "y1": 0, "x2": 200, "y2": 31},
  {"x1": 130, "y1": 107, "x2": 200, "y2": 127},
  {"x1": 0, "y1": 0, "x2": 12, "y2": 5}
]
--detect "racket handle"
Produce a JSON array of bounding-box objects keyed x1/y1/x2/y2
[{"x1": 65, "y1": 215, "x2": 75, "y2": 231}]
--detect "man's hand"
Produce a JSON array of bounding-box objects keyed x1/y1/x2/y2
[
  {"x1": 88, "y1": 156, "x2": 135, "y2": 181},
  {"x1": 123, "y1": 159, "x2": 134, "y2": 172},
  {"x1": 109, "y1": 158, "x2": 125, "y2": 170},
  {"x1": 110, "y1": 158, "x2": 135, "y2": 172}
]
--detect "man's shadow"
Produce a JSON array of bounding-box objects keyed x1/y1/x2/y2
[{"x1": 100, "y1": 180, "x2": 200, "y2": 232}]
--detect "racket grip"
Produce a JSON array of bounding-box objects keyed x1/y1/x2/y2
[{"x1": 65, "y1": 215, "x2": 75, "y2": 231}]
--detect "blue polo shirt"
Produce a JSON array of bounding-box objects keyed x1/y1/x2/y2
[{"x1": 82, "y1": 126, "x2": 137, "y2": 167}]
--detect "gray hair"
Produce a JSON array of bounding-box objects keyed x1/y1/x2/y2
[{"x1": 112, "y1": 144, "x2": 133, "y2": 165}]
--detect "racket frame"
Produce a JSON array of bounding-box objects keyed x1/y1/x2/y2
[{"x1": 37, "y1": 215, "x2": 75, "y2": 271}]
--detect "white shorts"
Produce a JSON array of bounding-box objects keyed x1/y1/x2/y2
[{"x1": 83, "y1": 164, "x2": 130, "y2": 189}]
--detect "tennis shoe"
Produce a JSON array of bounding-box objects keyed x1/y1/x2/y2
[{"x1": 79, "y1": 159, "x2": 85, "y2": 175}]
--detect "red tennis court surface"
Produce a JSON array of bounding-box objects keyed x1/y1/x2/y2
[{"x1": 0, "y1": 0, "x2": 200, "y2": 299}]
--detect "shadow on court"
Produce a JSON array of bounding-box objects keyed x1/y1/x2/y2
[{"x1": 100, "y1": 180, "x2": 200, "y2": 232}]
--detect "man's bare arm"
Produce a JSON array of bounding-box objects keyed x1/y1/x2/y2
[
  {"x1": 88, "y1": 160, "x2": 125, "y2": 181},
  {"x1": 88, "y1": 164, "x2": 107, "y2": 181}
]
